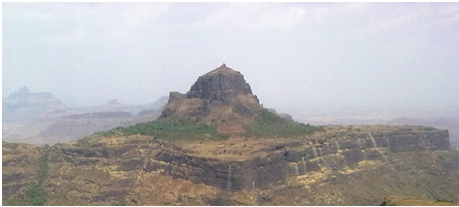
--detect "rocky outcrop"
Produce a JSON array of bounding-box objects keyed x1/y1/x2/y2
[
  {"x1": 161, "y1": 64, "x2": 263, "y2": 133},
  {"x1": 186, "y1": 64, "x2": 254, "y2": 104}
]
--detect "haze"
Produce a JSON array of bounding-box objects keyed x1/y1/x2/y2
[{"x1": 3, "y1": 2, "x2": 459, "y2": 116}]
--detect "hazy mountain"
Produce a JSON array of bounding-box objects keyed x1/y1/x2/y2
[
  {"x1": 2, "y1": 87, "x2": 167, "y2": 145},
  {"x1": 2, "y1": 87, "x2": 69, "y2": 123}
]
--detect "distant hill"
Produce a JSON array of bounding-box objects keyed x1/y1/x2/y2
[
  {"x1": 2, "y1": 87, "x2": 167, "y2": 145},
  {"x1": 2, "y1": 87, "x2": 69, "y2": 123}
]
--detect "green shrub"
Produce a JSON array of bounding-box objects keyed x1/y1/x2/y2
[
  {"x1": 435, "y1": 199, "x2": 453, "y2": 203},
  {"x1": 243, "y1": 109, "x2": 322, "y2": 138},
  {"x1": 95, "y1": 110, "x2": 321, "y2": 140},
  {"x1": 97, "y1": 118, "x2": 229, "y2": 141}
]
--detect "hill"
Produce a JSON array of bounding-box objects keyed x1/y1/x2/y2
[
  {"x1": 2, "y1": 64, "x2": 459, "y2": 205},
  {"x1": 105, "y1": 64, "x2": 319, "y2": 139}
]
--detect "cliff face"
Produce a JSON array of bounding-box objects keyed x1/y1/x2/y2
[{"x1": 148, "y1": 126, "x2": 452, "y2": 190}]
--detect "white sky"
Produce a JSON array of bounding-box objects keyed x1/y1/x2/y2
[{"x1": 3, "y1": 2, "x2": 459, "y2": 113}]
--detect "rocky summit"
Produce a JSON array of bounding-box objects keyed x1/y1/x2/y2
[
  {"x1": 2, "y1": 64, "x2": 459, "y2": 206},
  {"x1": 161, "y1": 64, "x2": 263, "y2": 133},
  {"x1": 186, "y1": 64, "x2": 255, "y2": 103}
]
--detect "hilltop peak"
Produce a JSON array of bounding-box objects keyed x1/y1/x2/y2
[
  {"x1": 186, "y1": 64, "x2": 254, "y2": 104},
  {"x1": 219, "y1": 63, "x2": 227, "y2": 68},
  {"x1": 161, "y1": 64, "x2": 262, "y2": 133}
]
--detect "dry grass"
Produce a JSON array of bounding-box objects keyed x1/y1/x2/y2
[{"x1": 383, "y1": 196, "x2": 458, "y2": 206}]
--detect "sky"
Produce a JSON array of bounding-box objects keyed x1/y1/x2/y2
[{"x1": 3, "y1": 2, "x2": 459, "y2": 114}]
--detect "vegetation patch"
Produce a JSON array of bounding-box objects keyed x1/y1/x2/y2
[
  {"x1": 8, "y1": 148, "x2": 50, "y2": 206},
  {"x1": 113, "y1": 200, "x2": 126, "y2": 206},
  {"x1": 435, "y1": 199, "x2": 454, "y2": 203},
  {"x1": 92, "y1": 109, "x2": 322, "y2": 140},
  {"x1": 243, "y1": 109, "x2": 323, "y2": 137},
  {"x1": 95, "y1": 118, "x2": 229, "y2": 141}
]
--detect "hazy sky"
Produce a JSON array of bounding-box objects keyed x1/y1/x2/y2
[{"x1": 3, "y1": 3, "x2": 459, "y2": 113}]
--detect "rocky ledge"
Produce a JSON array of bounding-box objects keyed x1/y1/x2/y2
[
  {"x1": 54, "y1": 126, "x2": 454, "y2": 190},
  {"x1": 147, "y1": 125, "x2": 452, "y2": 190}
]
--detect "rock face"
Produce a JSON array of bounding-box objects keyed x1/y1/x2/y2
[
  {"x1": 186, "y1": 64, "x2": 254, "y2": 104},
  {"x1": 161, "y1": 64, "x2": 262, "y2": 133}
]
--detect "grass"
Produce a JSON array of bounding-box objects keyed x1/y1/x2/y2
[
  {"x1": 95, "y1": 117, "x2": 229, "y2": 141},
  {"x1": 8, "y1": 148, "x2": 50, "y2": 206},
  {"x1": 113, "y1": 200, "x2": 126, "y2": 206},
  {"x1": 243, "y1": 109, "x2": 323, "y2": 138}
]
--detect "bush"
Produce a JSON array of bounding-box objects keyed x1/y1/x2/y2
[
  {"x1": 435, "y1": 199, "x2": 453, "y2": 203},
  {"x1": 243, "y1": 109, "x2": 322, "y2": 138},
  {"x1": 97, "y1": 118, "x2": 229, "y2": 141}
]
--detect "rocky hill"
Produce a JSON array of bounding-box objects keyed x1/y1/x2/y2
[
  {"x1": 3, "y1": 65, "x2": 459, "y2": 205},
  {"x1": 161, "y1": 64, "x2": 264, "y2": 134}
]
